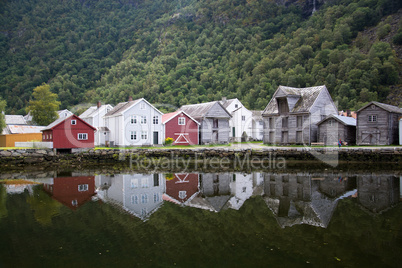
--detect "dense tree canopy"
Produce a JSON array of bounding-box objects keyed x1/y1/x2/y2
[
  {"x1": 0, "y1": 0, "x2": 401, "y2": 114},
  {"x1": 26, "y1": 84, "x2": 60, "y2": 126},
  {"x1": 0, "y1": 98, "x2": 6, "y2": 133}
]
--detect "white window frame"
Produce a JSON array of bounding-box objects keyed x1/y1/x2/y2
[
  {"x1": 131, "y1": 115, "x2": 137, "y2": 124},
  {"x1": 71, "y1": 119, "x2": 77, "y2": 125},
  {"x1": 78, "y1": 133, "x2": 88, "y2": 140},
  {"x1": 153, "y1": 116, "x2": 159, "y2": 124},
  {"x1": 130, "y1": 131, "x2": 137, "y2": 140},
  {"x1": 78, "y1": 184, "x2": 88, "y2": 192},
  {"x1": 178, "y1": 117, "x2": 185, "y2": 125},
  {"x1": 141, "y1": 131, "x2": 147, "y2": 140},
  {"x1": 141, "y1": 115, "x2": 147, "y2": 124},
  {"x1": 241, "y1": 115, "x2": 246, "y2": 121},
  {"x1": 368, "y1": 115, "x2": 377, "y2": 122}
]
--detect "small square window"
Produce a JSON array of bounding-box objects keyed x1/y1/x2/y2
[
  {"x1": 178, "y1": 117, "x2": 185, "y2": 125},
  {"x1": 71, "y1": 120, "x2": 76, "y2": 125},
  {"x1": 153, "y1": 116, "x2": 159, "y2": 124},
  {"x1": 368, "y1": 115, "x2": 377, "y2": 122},
  {"x1": 141, "y1": 116, "x2": 147, "y2": 124}
]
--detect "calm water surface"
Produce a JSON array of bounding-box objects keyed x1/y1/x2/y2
[{"x1": 0, "y1": 165, "x2": 401, "y2": 267}]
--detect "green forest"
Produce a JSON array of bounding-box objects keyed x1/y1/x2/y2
[{"x1": 0, "y1": 0, "x2": 401, "y2": 114}]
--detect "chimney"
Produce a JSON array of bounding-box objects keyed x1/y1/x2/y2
[
  {"x1": 128, "y1": 96, "x2": 133, "y2": 102},
  {"x1": 222, "y1": 97, "x2": 227, "y2": 102},
  {"x1": 97, "y1": 101, "x2": 101, "y2": 109},
  {"x1": 346, "y1": 109, "x2": 351, "y2": 117}
]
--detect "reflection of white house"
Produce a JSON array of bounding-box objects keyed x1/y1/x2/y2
[
  {"x1": 96, "y1": 173, "x2": 165, "y2": 220},
  {"x1": 220, "y1": 98, "x2": 253, "y2": 142},
  {"x1": 104, "y1": 98, "x2": 164, "y2": 147},
  {"x1": 79, "y1": 102, "x2": 113, "y2": 146},
  {"x1": 228, "y1": 173, "x2": 254, "y2": 210}
]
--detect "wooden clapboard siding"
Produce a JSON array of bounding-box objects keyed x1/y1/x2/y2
[{"x1": 356, "y1": 103, "x2": 402, "y2": 145}]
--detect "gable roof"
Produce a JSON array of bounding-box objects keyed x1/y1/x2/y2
[
  {"x1": 357, "y1": 101, "x2": 402, "y2": 114},
  {"x1": 79, "y1": 104, "x2": 113, "y2": 119},
  {"x1": 5, "y1": 115, "x2": 27, "y2": 125},
  {"x1": 104, "y1": 98, "x2": 162, "y2": 117},
  {"x1": 219, "y1": 98, "x2": 237, "y2": 109},
  {"x1": 5, "y1": 125, "x2": 45, "y2": 134},
  {"x1": 251, "y1": 110, "x2": 263, "y2": 119},
  {"x1": 262, "y1": 85, "x2": 328, "y2": 115},
  {"x1": 42, "y1": 115, "x2": 96, "y2": 131},
  {"x1": 57, "y1": 109, "x2": 74, "y2": 118},
  {"x1": 317, "y1": 114, "x2": 356, "y2": 126},
  {"x1": 162, "y1": 111, "x2": 200, "y2": 125},
  {"x1": 180, "y1": 101, "x2": 231, "y2": 120}
]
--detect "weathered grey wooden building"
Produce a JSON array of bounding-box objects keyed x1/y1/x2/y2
[
  {"x1": 180, "y1": 101, "x2": 231, "y2": 144},
  {"x1": 356, "y1": 101, "x2": 402, "y2": 145},
  {"x1": 262, "y1": 85, "x2": 338, "y2": 145},
  {"x1": 317, "y1": 115, "x2": 356, "y2": 145}
]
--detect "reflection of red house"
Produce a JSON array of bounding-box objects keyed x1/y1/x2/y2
[
  {"x1": 42, "y1": 176, "x2": 96, "y2": 209},
  {"x1": 165, "y1": 173, "x2": 199, "y2": 204},
  {"x1": 42, "y1": 115, "x2": 96, "y2": 149},
  {"x1": 162, "y1": 111, "x2": 199, "y2": 146}
]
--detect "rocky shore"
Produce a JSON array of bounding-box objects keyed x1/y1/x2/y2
[{"x1": 0, "y1": 147, "x2": 401, "y2": 170}]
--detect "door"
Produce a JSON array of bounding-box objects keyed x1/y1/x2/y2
[
  {"x1": 212, "y1": 130, "x2": 218, "y2": 143},
  {"x1": 232, "y1": 127, "x2": 235, "y2": 137},
  {"x1": 153, "y1": 131, "x2": 158, "y2": 144}
]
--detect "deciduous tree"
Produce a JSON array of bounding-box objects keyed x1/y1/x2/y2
[{"x1": 26, "y1": 84, "x2": 61, "y2": 126}]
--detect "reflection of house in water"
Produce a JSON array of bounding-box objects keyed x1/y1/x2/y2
[
  {"x1": 164, "y1": 173, "x2": 200, "y2": 205},
  {"x1": 42, "y1": 175, "x2": 96, "y2": 210},
  {"x1": 263, "y1": 174, "x2": 357, "y2": 228},
  {"x1": 3, "y1": 180, "x2": 39, "y2": 195},
  {"x1": 356, "y1": 176, "x2": 400, "y2": 213},
  {"x1": 186, "y1": 172, "x2": 264, "y2": 211},
  {"x1": 95, "y1": 174, "x2": 165, "y2": 220}
]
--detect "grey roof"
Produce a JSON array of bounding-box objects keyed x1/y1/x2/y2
[
  {"x1": 5, "y1": 125, "x2": 45, "y2": 134},
  {"x1": 317, "y1": 115, "x2": 356, "y2": 126},
  {"x1": 42, "y1": 116, "x2": 71, "y2": 131},
  {"x1": 251, "y1": 110, "x2": 263, "y2": 119},
  {"x1": 5, "y1": 115, "x2": 27, "y2": 125},
  {"x1": 104, "y1": 99, "x2": 143, "y2": 117},
  {"x1": 79, "y1": 106, "x2": 97, "y2": 118},
  {"x1": 180, "y1": 101, "x2": 231, "y2": 120},
  {"x1": 219, "y1": 98, "x2": 236, "y2": 109},
  {"x1": 79, "y1": 104, "x2": 113, "y2": 119},
  {"x1": 357, "y1": 101, "x2": 402, "y2": 114},
  {"x1": 263, "y1": 85, "x2": 326, "y2": 115}
]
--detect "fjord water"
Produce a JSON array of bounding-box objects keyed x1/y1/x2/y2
[{"x1": 0, "y1": 167, "x2": 401, "y2": 267}]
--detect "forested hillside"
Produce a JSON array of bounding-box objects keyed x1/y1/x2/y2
[{"x1": 0, "y1": 0, "x2": 401, "y2": 114}]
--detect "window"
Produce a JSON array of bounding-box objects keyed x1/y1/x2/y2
[
  {"x1": 78, "y1": 184, "x2": 88, "y2": 192},
  {"x1": 282, "y1": 117, "x2": 288, "y2": 128},
  {"x1": 242, "y1": 115, "x2": 245, "y2": 121},
  {"x1": 153, "y1": 174, "x2": 159, "y2": 186},
  {"x1": 131, "y1": 195, "x2": 138, "y2": 204},
  {"x1": 130, "y1": 131, "x2": 137, "y2": 140},
  {"x1": 140, "y1": 102, "x2": 145, "y2": 109},
  {"x1": 153, "y1": 116, "x2": 159, "y2": 124},
  {"x1": 72, "y1": 200, "x2": 78, "y2": 206},
  {"x1": 141, "y1": 178, "x2": 148, "y2": 188},
  {"x1": 213, "y1": 119, "x2": 218, "y2": 128},
  {"x1": 71, "y1": 120, "x2": 76, "y2": 125},
  {"x1": 141, "y1": 131, "x2": 147, "y2": 140},
  {"x1": 141, "y1": 194, "x2": 148, "y2": 204},
  {"x1": 141, "y1": 116, "x2": 147, "y2": 124},
  {"x1": 235, "y1": 104, "x2": 238, "y2": 108},
  {"x1": 277, "y1": 98, "x2": 289, "y2": 114},
  {"x1": 50, "y1": 134, "x2": 52, "y2": 139},
  {"x1": 131, "y1": 178, "x2": 138, "y2": 188},
  {"x1": 368, "y1": 115, "x2": 377, "y2": 122},
  {"x1": 154, "y1": 193, "x2": 160, "y2": 203},
  {"x1": 297, "y1": 116, "x2": 302, "y2": 128},
  {"x1": 269, "y1": 118, "x2": 274, "y2": 129},
  {"x1": 131, "y1": 115, "x2": 137, "y2": 124},
  {"x1": 178, "y1": 117, "x2": 185, "y2": 125},
  {"x1": 329, "y1": 119, "x2": 335, "y2": 126},
  {"x1": 78, "y1": 133, "x2": 88, "y2": 140},
  {"x1": 179, "y1": 191, "x2": 187, "y2": 199}
]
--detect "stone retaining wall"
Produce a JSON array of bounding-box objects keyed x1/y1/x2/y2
[{"x1": 0, "y1": 147, "x2": 401, "y2": 169}]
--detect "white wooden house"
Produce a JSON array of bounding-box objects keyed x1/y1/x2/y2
[
  {"x1": 79, "y1": 102, "x2": 113, "y2": 146},
  {"x1": 220, "y1": 98, "x2": 253, "y2": 142},
  {"x1": 104, "y1": 98, "x2": 164, "y2": 147},
  {"x1": 262, "y1": 85, "x2": 338, "y2": 145}
]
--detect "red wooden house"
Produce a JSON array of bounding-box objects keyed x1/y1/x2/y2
[
  {"x1": 165, "y1": 173, "x2": 200, "y2": 204},
  {"x1": 42, "y1": 115, "x2": 96, "y2": 150},
  {"x1": 162, "y1": 111, "x2": 199, "y2": 145},
  {"x1": 42, "y1": 176, "x2": 96, "y2": 210}
]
